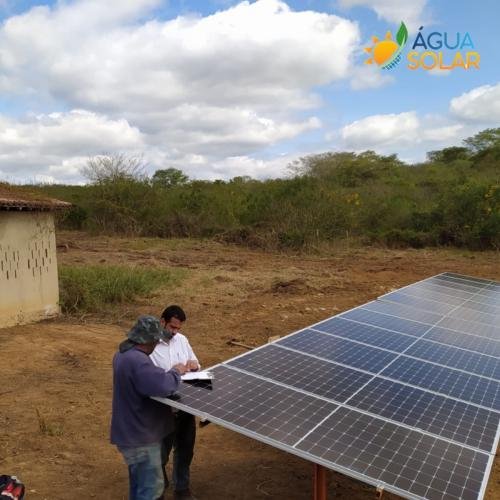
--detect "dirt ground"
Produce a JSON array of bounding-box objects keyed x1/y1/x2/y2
[{"x1": 0, "y1": 232, "x2": 499, "y2": 500}]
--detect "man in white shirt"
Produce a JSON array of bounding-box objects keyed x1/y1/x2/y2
[{"x1": 150, "y1": 305, "x2": 199, "y2": 500}]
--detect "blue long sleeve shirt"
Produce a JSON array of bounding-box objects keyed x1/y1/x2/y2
[{"x1": 110, "y1": 347, "x2": 181, "y2": 448}]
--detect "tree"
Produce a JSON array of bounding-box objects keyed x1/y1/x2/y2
[
  {"x1": 81, "y1": 153, "x2": 146, "y2": 184},
  {"x1": 289, "y1": 150, "x2": 403, "y2": 187},
  {"x1": 463, "y1": 128, "x2": 500, "y2": 153},
  {"x1": 230, "y1": 175, "x2": 253, "y2": 183},
  {"x1": 427, "y1": 147, "x2": 470, "y2": 163},
  {"x1": 152, "y1": 168, "x2": 189, "y2": 188}
]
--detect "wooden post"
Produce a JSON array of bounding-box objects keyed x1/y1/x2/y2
[{"x1": 313, "y1": 463, "x2": 327, "y2": 500}]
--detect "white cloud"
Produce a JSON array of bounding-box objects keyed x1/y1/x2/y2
[
  {"x1": 338, "y1": 111, "x2": 478, "y2": 162},
  {"x1": 349, "y1": 65, "x2": 394, "y2": 90},
  {"x1": 422, "y1": 124, "x2": 463, "y2": 141},
  {"x1": 341, "y1": 111, "x2": 419, "y2": 149},
  {"x1": 0, "y1": 1, "x2": 359, "y2": 113},
  {"x1": 144, "y1": 105, "x2": 321, "y2": 156},
  {"x1": 0, "y1": 0, "x2": 360, "y2": 182},
  {"x1": 450, "y1": 83, "x2": 500, "y2": 123},
  {"x1": 339, "y1": 0, "x2": 427, "y2": 29},
  {"x1": 427, "y1": 68, "x2": 451, "y2": 77},
  {"x1": 187, "y1": 154, "x2": 297, "y2": 180},
  {"x1": 0, "y1": 110, "x2": 144, "y2": 183}
]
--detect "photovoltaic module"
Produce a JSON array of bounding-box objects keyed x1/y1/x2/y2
[{"x1": 155, "y1": 272, "x2": 500, "y2": 500}]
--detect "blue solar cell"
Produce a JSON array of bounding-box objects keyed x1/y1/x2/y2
[
  {"x1": 411, "y1": 282, "x2": 476, "y2": 301},
  {"x1": 296, "y1": 407, "x2": 489, "y2": 500},
  {"x1": 311, "y1": 316, "x2": 415, "y2": 352},
  {"x1": 438, "y1": 316, "x2": 500, "y2": 340},
  {"x1": 158, "y1": 365, "x2": 338, "y2": 446},
  {"x1": 381, "y1": 291, "x2": 456, "y2": 315},
  {"x1": 441, "y1": 272, "x2": 496, "y2": 286},
  {"x1": 451, "y1": 306, "x2": 499, "y2": 327},
  {"x1": 381, "y1": 357, "x2": 500, "y2": 411},
  {"x1": 429, "y1": 276, "x2": 484, "y2": 294},
  {"x1": 277, "y1": 329, "x2": 397, "y2": 372},
  {"x1": 362, "y1": 301, "x2": 443, "y2": 325},
  {"x1": 460, "y1": 300, "x2": 500, "y2": 316},
  {"x1": 406, "y1": 339, "x2": 500, "y2": 381},
  {"x1": 227, "y1": 344, "x2": 372, "y2": 403},
  {"x1": 347, "y1": 377, "x2": 499, "y2": 452},
  {"x1": 395, "y1": 287, "x2": 465, "y2": 307},
  {"x1": 425, "y1": 326, "x2": 500, "y2": 358},
  {"x1": 340, "y1": 308, "x2": 431, "y2": 337},
  {"x1": 469, "y1": 293, "x2": 500, "y2": 307}
]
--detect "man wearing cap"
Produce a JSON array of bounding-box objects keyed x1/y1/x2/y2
[{"x1": 111, "y1": 315, "x2": 188, "y2": 500}]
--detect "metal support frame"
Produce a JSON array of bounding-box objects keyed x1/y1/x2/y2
[{"x1": 313, "y1": 463, "x2": 327, "y2": 500}]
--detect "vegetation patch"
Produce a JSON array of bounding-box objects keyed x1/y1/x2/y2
[
  {"x1": 59, "y1": 264, "x2": 184, "y2": 313},
  {"x1": 35, "y1": 128, "x2": 500, "y2": 251}
]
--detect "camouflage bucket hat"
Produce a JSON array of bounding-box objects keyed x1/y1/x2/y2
[{"x1": 127, "y1": 315, "x2": 171, "y2": 344}]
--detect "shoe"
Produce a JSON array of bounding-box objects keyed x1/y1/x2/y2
[{"x1": 174, "y1": 488, "x2": 198, "y2": 500}]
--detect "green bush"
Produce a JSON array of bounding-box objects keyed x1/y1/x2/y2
[
  {"x1": 59, "y1": 265, "x2": 184, "y2": 313},
  {"x1": 278, "y1": 229, "x2": 306, "y2": 250},
  {"x1": 377, "y1": 229, "x2": 433, "y2": 249},
  {"x1": 35, "y1": 127, "x2": 500, "y2": 251}
]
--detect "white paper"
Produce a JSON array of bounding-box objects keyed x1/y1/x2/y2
[{"x1": 181, "y1": 370, "x2": 214, "y2": 381}]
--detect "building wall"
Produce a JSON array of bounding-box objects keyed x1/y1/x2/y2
[{"x1": 0, "y1": 211, "x2": 60, "y2": 327}]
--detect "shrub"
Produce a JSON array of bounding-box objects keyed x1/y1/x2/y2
[
  {"x1": 278, "y1": 229, "x2": 306, "y2": 250},
  {"x1": 378, "y1": 229, "x2": 433, "y2": 249},
  {"x1": 59, "y1": 265, "x2": 184, "y2": 313},
  {"x1": 33, "y1": 127, "x2": 500, "y2": 251}
]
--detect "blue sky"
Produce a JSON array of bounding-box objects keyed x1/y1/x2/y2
[{"x1": 0, "y1": 0, "x2": 498, "y2": 183}]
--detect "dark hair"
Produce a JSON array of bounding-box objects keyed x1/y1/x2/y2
[{"x1": 161, "y1": 305, "x2": 186, "y2": 322}]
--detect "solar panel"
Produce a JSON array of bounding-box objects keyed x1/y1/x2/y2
[
  {"x1": 459, "y1": 300, "x2": 500, "y2": 316},
  {"x1": 425, "y1": 327, "x2": 500, "y2": 358},
  {"x1": 274, "y1": 329, "x2": 398, "y2": 372},
  {"x1": 226, "y1": 343, "x2": 373, "y2": 402},
  {"x1": 346, "y1": 378, "x2": 499, "y2": 452},
  {"x1": 340, "y1": 307, "x2": 431, "y2": 336},
  {"x1": 362, "y1": 300, "x2": 445, "y2": 325},
  {"x1": 381, "y1": 356, "x2": 500, "y2": 411},
  {"x1": 170, "y1": 365, "x2": 339, "y2": 446},
  {"x1": 380, "y1": 291, "x2": 457, "y2": 315},
  {"x1": 393, "y1": 287, "x2": 469, "y2": 307},
  {"x1": 312, "y1": 316, "x2": 416, "y2": 352},
  {"x1": 296, "y1": 407, "x2": 489, "y2": 500},
  {"x1": 154, "y1": 273, "x2": 500, "y2": 500},
  {"x1": 451, "y1": 306, "x2": 499, "y2": 326},
  {"x1": 430, "y1": 275, "x2": 486, "y2": 293},
  {"x1": 438, "y1": 316, "x2": 500, "y2": 339},
  {"x1": 405, "y1": 340, "x2": 500, "y2": 380}
]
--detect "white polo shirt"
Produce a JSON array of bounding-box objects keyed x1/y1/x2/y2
[{"x1": 150, "y1": 332, "x2": 199, "y2": 370}]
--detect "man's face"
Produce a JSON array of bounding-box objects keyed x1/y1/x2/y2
[{"x1": 161, "y1": 316, "x2": 183, "y2": 336}]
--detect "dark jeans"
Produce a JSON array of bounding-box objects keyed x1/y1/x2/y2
[
  {"x1": 161, "y1": 410, "x2": 196, "y2": 492},
  {"x1": 119, "y1": 443, "x2": 164, "y2": 500}
]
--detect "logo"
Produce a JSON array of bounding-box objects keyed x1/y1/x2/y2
[
  {"x1": 407, "y1": 27, "x2": 479, "y2": 70},
  {"x1": 364, "y1": 22, "x2": 408, "y2": 70},
  {"x1": 366, "y1": 23, "x2": 480, "y2": 71}
]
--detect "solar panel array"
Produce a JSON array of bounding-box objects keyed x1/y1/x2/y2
[{"x1": 155, "y1": 273, "x2": 500, "y2": 500}]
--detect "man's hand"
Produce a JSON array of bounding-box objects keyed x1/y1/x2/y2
[
  {"x1": 172, "y1": 363, "x2": 188, "y2": 375},
  {"x1": 186, "y1": 359, "x2": 200, "y2": 371}
]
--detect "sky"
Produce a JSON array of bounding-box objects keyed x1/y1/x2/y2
[{"x1": 0, "y1": 0, "x2": 498, "y2": 184}]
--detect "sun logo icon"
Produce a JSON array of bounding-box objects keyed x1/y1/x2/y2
[{"x1": 365, "y1": 22, "x2": 408, "y2": 70}]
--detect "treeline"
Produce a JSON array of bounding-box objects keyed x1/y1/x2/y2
[{"x1": 37, "y1": 128, "x2": 499, "y2": 250}]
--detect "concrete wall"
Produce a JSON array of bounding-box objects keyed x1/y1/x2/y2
[{"x1": 0, "y1": 211, "x2": 60, "y2": 328}]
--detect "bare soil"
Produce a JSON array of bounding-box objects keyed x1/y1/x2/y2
[{"x1": 0, "y1": 233, "x2": 499, "y2": 500}]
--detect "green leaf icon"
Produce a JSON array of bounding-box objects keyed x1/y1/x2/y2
[{"x1": 396, "y1": 22, "x2": 408, "y2": 47}]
